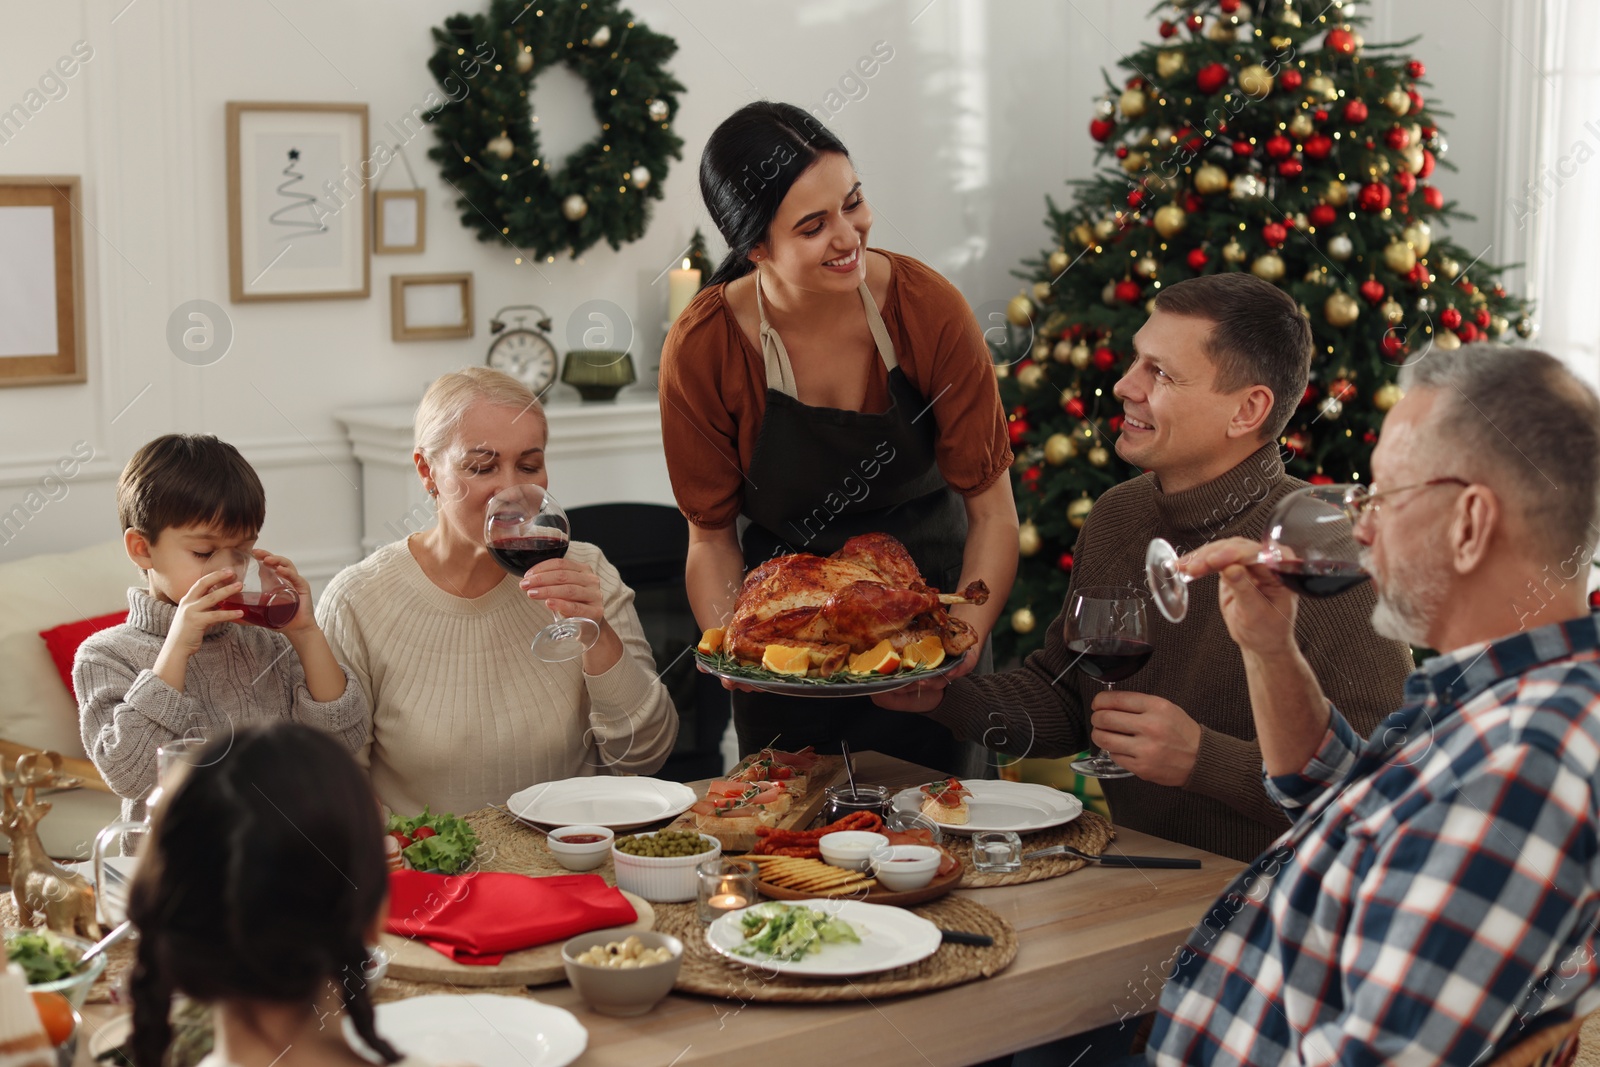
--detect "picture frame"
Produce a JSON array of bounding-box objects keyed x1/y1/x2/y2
[
  {"x1": 0, "y1": 176, "x2": 86, "y2": 387},
  {"x1": 226, "y1": 102, "x2": 370, "y2": 302},
  {"x1": 391, "y1": 273, "x2": 474, "y2": 341},
  {"x1": 374, "y1": 189, "x2": 426, "y2": 254}
]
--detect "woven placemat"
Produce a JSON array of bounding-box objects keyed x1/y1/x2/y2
[
  {"x1": 953, "y1": 809, "x2": 1115, "y2": 888},
  {"x1": 661, "y1": 894, "x2": 1016, "y2": 1003}
]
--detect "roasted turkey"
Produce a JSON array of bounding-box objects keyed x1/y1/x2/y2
[{"x1": 725, "y1": 533, "x2": 989, "y2": 673}]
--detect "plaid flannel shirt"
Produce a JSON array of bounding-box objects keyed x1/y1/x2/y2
[{"x1": 1150, "y1": 613, "x2": 1600, "y2": 1066}]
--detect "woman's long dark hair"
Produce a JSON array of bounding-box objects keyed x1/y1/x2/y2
[
  {"x1": 126, "y1": 723, "x2": 400, "y2": 1067},
  {"x1": 699, "y1": 102, "x2": 852, "y2": 288}
]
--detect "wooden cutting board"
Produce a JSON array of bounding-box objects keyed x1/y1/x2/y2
[
  {"x1": 379, "y1": 889, "x2": 655, "y2": 987},
  {"x1": 661, "y1": 755, "x2": 849, "y2": 853}
]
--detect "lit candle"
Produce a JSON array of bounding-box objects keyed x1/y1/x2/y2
[
  {"x1": 707, "y1": 892, "x2": 748, "y2": 911},
  {"x1": 667, "y1": 258, "x2": 701, "y2": 321}
]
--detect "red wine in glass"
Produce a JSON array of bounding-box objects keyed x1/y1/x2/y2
[
  {"x1": 216, "y1": 549, "x2": 299, "y2": 630},
  {"x1": 1064, "y1": 638, "x2": 1156, "y2": 684},
  {"x1": 1269, "y1": 560, "x2": 1371, "y2": 598},
  {"x1": 488, "y1": 531, "x2": 571, "y2": 575},
  {"x1": 220, "y1": 592, "x2": 298, "y2": 629}
]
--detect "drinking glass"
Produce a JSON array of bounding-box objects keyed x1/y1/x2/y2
[
  {"x1": 1066, "y1": 586, "x2": 1154, "y2": 780},
  {"x1": 1144, "y1": 484, "x2": 1372, "y2": 624},
  {"x1": 215, "y1": 548, "x2": 299, "y2": 629},
  {"x1": 94, "y1": 737, "x2": 210, "y2": 902},
  {"x1": 484, "y1": 483, "x2": 600, "y2": 662}
]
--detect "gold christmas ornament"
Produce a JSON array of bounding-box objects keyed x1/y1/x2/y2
[
  {"x1": 630, "y1": 165, "x2": 652, "y2": 189},
  {"x1": 1383, "y1": 239, "x2": 1417, "y2": 274},
  {"x1": 1438, "y1": 255, "x2": 1461, "y2": 279},
  {"x1": 1156, "y1": 50, "x2": 1186, "y2": 79},
  {"x1": 1052, "y1": 339, "x2": 1074, "y2": 363},
  {"x1": 1016, "y1": 363, "x2": 1046, "y2": 390},
  {"x1": 1122, "y1": 151, "x2": 1149, "y2": 175},
  {"x1": 1380, "y1": 298, "x2": 1405, "y2": 325},
  {"x1": 1491, "y1": 314, "x2": 1510, "y2": 337},
  {"x1": 1102, "y1": 280, "x2": 1120, "y2": 306},
  {"x1": 1069, "y1": 343, "x2": 1092, "y2": 369},
  {"x1": 1094, "y1": 218, "x2": 1118, "y2": 239},
  {"x1": 1237, "y1": 64, "x2": 1274, "y2": 98},
  {"x1": 516, "y1": 48, "x2": 535, "y2": 73},
  {"x1": 1119, "y1": 87, "x2": 1148, "y2": 120},
  {"x1": 1032, "y1": 281, "x2": 1053, "y2": 302},
  {"x1": 1011, "y1": 607, "x2": 1037, "y2": 634},
  {"x1": 1384, "y1": 86, "x2": 1411, "y2": 115},
  {"x1": 1067, "y1": 496, "x2": 1095, "y2": 528},
  {"x1": 1230, "y1": 173, "x2": 1265, "y2": 200},
  {"x1": 1073, "y1": 222, "x2": 1096, "y2": 247},
  {"x1": 1280, "y1": 8, "x2": 1302, "y2": 27},
  {"x1": 1318, "y1": 396, "x2": 1344, "y2": 420},
  {"x1": 1324, "y1": 290, "x2": 1361, "y2": 327},
  {"x1": 1048, "y1": 248, "x2": 1071, "y2": 274},
  {"x1": 1402, "y1": 221, "x2": 1432, "y2": 257},
  {"x1": 1307, "y1": 74, "x2": 1339, "y2": 102},
  {"x1": 1517, "y1": 316, "x2": 1536, "y2": 338},
  {"x1": 1289, "y1": 112, "x2": 1315, "y2": 138},
  {"x1": 1194, "y1": 163, "x2": 1230, "y2": 195},
  {"x1": 1134, "y1": 256, "x2": 1159, "y2": 279},
  {"x1": 1373, "y1": 382, "x2": 1403, "y2": 411},
  {"x1": 1433, "y1": 329, "x2": 1462, "y2": 351},
  {"x1": 1403, "y1": 145, "x2": 1426, "y2": 175},
  {"x1": 1327, "y1": 234, "x2": 1354, "y2": 261},
  {"x1": 1270, "y1": 35, "x2": 1294, "y2": 52},
  {"x1": 487, "y1": 133, "x2": 515, "y2": 160},
  {"x1": 562, "y1": 194, "x2": 589, "y2": 220},
  {"x1": 1325, "y1": 179, "x2": 1350, "y2": 207},
  {"x1": 1006, "y1": 294, "x2": 1034, "y2": 325},
  {"x1": 1154, "y1": 203, "x2": 1187, "y2": 238},
  {"x1": 1222, "y1": 239, "x2": 1248, "y2": 264},
  {"x1": 1045, "y1": 433, "x2": 1078, "y2": 465},
  {"x1": 1018, "y1": 521, "x2": 1042, "y2": 556},
  {"x1": 1087, "y1": 446, "x2": 1111, "y2": 468},
  {"x1": 1145, "y1": 297, "x2": 1159, "y2": 315},
  {"x1": 1205, "y1": 19, "x2": 1236, "y2": 42},
  {"x1": 1251, "y1": 252, "x2": 1286, "y2": 282},
  {"x1": 590, "y1": 24, "x2": 612, "y2": 47},
  {"x1": 647, "y1": 98, "x2": 670, "y2": 123}
]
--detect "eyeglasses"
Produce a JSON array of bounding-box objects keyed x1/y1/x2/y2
[{"x1": 1343, "y1": 477, "x2": 1470, "y2": 523}]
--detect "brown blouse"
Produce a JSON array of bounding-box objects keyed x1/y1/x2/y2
[{"x1": 658, "y1": 249, "x2": 1013, "y2": 530}]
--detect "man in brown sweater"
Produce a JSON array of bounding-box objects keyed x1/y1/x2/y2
[{"x1": 876, "y1": 273, "x2": 1413, "y2": 862}]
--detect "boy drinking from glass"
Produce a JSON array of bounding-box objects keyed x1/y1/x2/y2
[{"x1": 76, "y1": 434, "x2": 368, "y2": 823}]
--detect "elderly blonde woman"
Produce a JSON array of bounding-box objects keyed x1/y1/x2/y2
[{"x1": 318, "y1": 368, "x2": 678, "y2": 815}]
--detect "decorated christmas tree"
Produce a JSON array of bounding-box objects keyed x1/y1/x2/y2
[{"x1": 989, "y1": 0, "x2": 1534, "y2": 663}]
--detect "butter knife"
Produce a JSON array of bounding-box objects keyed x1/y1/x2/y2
[
  {"x1": 1023, "y1": 843, "x2": 1200, "y2": 869},
  {"x1": 939, "y1": 929, "x2": 994, "y2": 946}
]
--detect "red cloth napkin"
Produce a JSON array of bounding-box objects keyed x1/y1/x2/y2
[{"x1": 385, "y1": 870, "x2": 638, "y2": 966}]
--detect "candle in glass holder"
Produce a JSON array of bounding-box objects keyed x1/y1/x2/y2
[
  {"x1": 668, "y1": 259, "x2": 701, "y2": 321},
  {"x1": 697, "y1": 857, "x2": 758, "y2": 922}
]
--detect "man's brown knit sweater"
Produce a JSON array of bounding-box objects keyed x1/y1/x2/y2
[{"x1": 930, "y1": 443, "x2": 1415, "y2": 862}]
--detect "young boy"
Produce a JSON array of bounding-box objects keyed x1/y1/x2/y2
[{"x1": 76, "y1": 434, "x2": 369, "y2": 823}]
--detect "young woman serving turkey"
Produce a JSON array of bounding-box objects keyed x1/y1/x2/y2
[{"x1": 659, "y1": 101, "x2": 1017, "y2": 775}]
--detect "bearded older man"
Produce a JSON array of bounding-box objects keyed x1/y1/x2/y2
[{"x1": 1153, "y1": 344, "x2": 1600, "y2": 1066}]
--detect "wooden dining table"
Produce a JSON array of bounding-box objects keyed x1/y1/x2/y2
[{"x1": 75, "y1": 751, "x2": 1244, "y2": 1067}]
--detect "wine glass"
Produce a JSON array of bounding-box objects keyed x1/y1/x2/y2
[
  {"x1": 484, "y1": 483, "x2": 599, "y2": 662},
  {"x1": 215, "y1": 548, "x2": 300, "y2": 629},
  {"x1": 1067, "y1": 586, "x2": 1154, "y2": 780},
  {"x1": 1145, "y1": 484, "x2": 1372, "y2": 624}
]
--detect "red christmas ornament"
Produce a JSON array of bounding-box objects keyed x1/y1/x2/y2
[
  {"x1": 1419, "y1": 149, "x2": 1436, "y2": 178},
  {"x1": 1186, "y1": 12, "x2": 1204, "y2": 32},
  {"x1": 1407, "y1": 262, "x2": 1429, "y2": 285},
  {"x1": 1357, "y1": 182, "x2": 1392, "y2": 212},
  {"x1": 1304, "y1": 134, "x2": 1333, "y2": 160},
  {"x1": 1279, "y1": 69, "x2": 1303, "y2": 92},
  {"x1": 1394, "y1": 171, "x2": 1417, "y2": 196},
  {"x1": 1309, "y1": 203, "x2": 1338, "y2": 227},
  {"x1": 1184, "y1": 191, "x2": 1204, "y2": 213},
  {"x1": 1265, "y1": 134, "x2": 1293, "y2": 159},
  {"x1": 1407, "y1": 59, "x2": 1427, "y2": 79},
  {"x1": 1300, "y1": 385, "x2": 1318, "y2": 407},
  {"x1": 1385, "y1": 126, "x2": 1410, "y2": 150},
  {"x1": 1309, "y1": 473, "x2": 1336, "y2": 485},
  {"x1": 1439, "y1": 307, "x2": 1462, "y2": 330},
  {"x1": 1107, "y1": 418, "x2": 1124, "y2": 437},
  {"x1": 1423, "y1": 185, "x2": 1444, "y2": 210},
  {"x1": 1474, "y1": 307, "x2": 1492, "y2": 329},
  {"x1": 1114, "y1": 280, "x2": 1142, "y2": 304},
  {"x1": 1363, "y1": 430, "x2": 1379, "y2": 444},
  {"x1": 1064, "y1": 395, "x2": 1087, "y2": 418},
  {"x1": 1262, "y1": 222, "x2": 1289, "y2": 247},
  {"x1": 1408, "y1": 89, "x2": 1424, "y2": 113},
  {"x1": 1421, "y1": 125, "x2": 1438, "y2": 142},
  {"x1": 1343, "y1": 99, "x2": 1369, "y2": 124},
  {"x1": 1589, "y1": 588, "x2": 1600, "y2": 612},
  {"x1": 1008, "y1": 419, "x2": 1031, "y2": 446},
  {"x1": 1187, "y1": 247, "x2": 1211, "y2": 271},
  {"x1": 1285, "y1": 432, "x2": 1311, "y2": 456},
  {"x1": 1457, "y1": 322, "x2": 1479, "y2": 343},
  {"x1": 1058, "y1": 552, "x2": 1076, "y2": 572},
  {"x1": 1359, "y1": 279, "x2": 1386, "y2": 304},
  {"x1": 1314, "y1": 108, "x2": 1330, "y2": 123},
  {"x1": 1115, "y1": 145, "x2": 1130, "y2": 159},
  {"x1": 1021, "y1": 465, "x2": 1042, "y2": 490},
  {"x1": 1090, "y1": 118, "x2": 1116, "y2": 143},
  {"x1": 1159, "y1": 20, "x2": 1178, "y2": 38},
  {"x1": 1381, "y1": 333, "x2": 1407, "y2": 359},
  {"x1": 1196, "y1": 63, "x2": 1230, "y2": 94},
  {"x1": 1278, "y1": 158, "x2": 1304, "y2": 179},
  {"x1": 1232, "y1": 139, "x2": 1254, "y2": 157},
  {"x1": 1219, "y1": 0, "x2": 1241, "y2": 11},
  {"x1": 1127, "y1": 188, "x2": 1146, "y2": 209},
  {"x1": 1093, "y1": 346, "x2": 1118, "y2": 370},
  {"x1": 1325, "y1": 27, "x2": 1357, "y2": 55},
  {"x1": 1329, "y1": 379, "x2": 1357, "y2": 402}
]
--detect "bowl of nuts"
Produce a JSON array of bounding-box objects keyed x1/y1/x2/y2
[
  {"x1": 561, "y1": 932, "x2": 684, "y2": 1016},
  {"x1": 610, "y1": 830, "x2": 720, "y2": 902}
]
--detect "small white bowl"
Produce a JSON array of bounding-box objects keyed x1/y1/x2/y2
[
  {"x1": 869, "y1": 844, "x2": 941, "y2": 892},
  {"x1": 818, "y1": 830, "x2": 889, "y2": 872},
  {"x1": 611, "y1": 832, "x2": 721, "y2": 902},
  {"x1": 546, "y1": 825, "x2": 615, "y2": 871},
  {"x1": 561, "y1": 930, "x2": 684, "y2": 1016}
]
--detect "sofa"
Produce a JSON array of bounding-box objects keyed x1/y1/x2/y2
[{"x1": 0, "y1": 539, "x2": 132, "y2": 859}]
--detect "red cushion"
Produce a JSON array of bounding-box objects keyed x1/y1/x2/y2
[{"x1": 39, "y1": 611, "x2": 129, "y2": 700}]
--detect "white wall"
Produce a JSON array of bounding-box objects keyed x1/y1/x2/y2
[{"x1": 0, "y1": 0, "x2": 1526, "y2": 578}]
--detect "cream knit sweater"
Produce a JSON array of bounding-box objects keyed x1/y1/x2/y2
[{"x1": 316, "y1": 537, "x2": 679, "y2": 816}]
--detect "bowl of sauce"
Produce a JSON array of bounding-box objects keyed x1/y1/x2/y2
[{"x1": 548, "y1": 825, "x2": 616, "y2": 871}]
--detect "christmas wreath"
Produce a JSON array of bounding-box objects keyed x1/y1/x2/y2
[{"x1": 424, "y1": 0, "x2": 685, "y2": 260}]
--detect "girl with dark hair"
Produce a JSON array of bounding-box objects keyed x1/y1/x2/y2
[
  {"x1": 660, "y1": 101, "x2": 1018, "y2": 773},
  {"x1": 125, "y1": 722, "x2": 416, "y2": 1067}
]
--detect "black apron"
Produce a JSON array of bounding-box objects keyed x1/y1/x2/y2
[{"x1": 731, "y1": 275, "x2": 987, "y2": 776}]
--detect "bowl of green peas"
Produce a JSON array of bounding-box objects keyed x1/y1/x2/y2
[{"x1": 610, "y1": 830, "x2": 721, "y2": 902}]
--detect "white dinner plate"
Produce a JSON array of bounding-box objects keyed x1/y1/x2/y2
[
  {"x1": 707, "y1": 899, "x2": 942, "y2": 978},
  {"x1": 891, "y1": 779, "x2": 1084, "y2": 836},
  {"x1": 351, "y1": 993, "x2": 587, "y2": 1067},
  {"x1": 506, "y1": 776, "x2": 698, "y2": 830}
]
